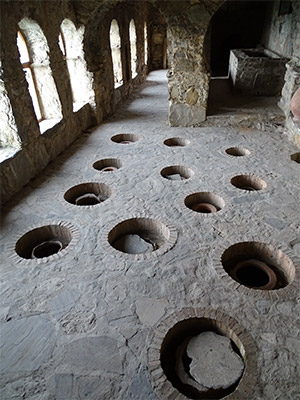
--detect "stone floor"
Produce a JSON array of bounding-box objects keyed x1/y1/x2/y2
[{"x1": 1, "y1": 70, "x2": 300, "y2": 400}]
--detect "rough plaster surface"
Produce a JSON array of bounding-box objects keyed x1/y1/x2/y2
[{"x1": 1, "y1": 71, "x2": 300, "y2": 399}]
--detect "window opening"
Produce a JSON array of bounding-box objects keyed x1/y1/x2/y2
[
  {"x1": 129, "y1": 19, "x2": 137, "y2": 78},
  {"x1": 17, "y1": 31, "x2": 42, "y2": 122},
  {"x1": 144, "y1": 22, "x2": 148, "y2": 65},
  {"x1": 58, "y1": 32, "x2": 66, "y2": 57},
  {"x1": 18, "y1": 18, "x2": 63, "y2": 134},
  {"x1": 110, "y1": 19, "x2": 123, "y2": 88}
]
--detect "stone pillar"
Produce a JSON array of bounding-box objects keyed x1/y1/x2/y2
[
  {"x1": 168, "y1": 23, "x2": 209, "y2": 126},
  {"x1": 163, "y1": 0, "x2": 223, "y2": 127}
]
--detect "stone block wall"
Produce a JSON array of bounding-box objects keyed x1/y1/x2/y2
[
  {"x1": 0, "y1": 0, "x2": 150, "y2": 205},
  {"x1": 229, "y1": 48, "x2": 288, "y2": 96},
  {"x1": 261, "y1": 0, "x2": 300, "y2": 148}
]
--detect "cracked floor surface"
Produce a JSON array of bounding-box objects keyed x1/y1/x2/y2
[{"x1": 1, "y1": 70, "x2": 300, "y2": 399}]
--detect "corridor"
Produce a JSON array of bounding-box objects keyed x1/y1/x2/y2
[{"x1": 1, "y1": 71, "x2": 300, "y2": 399}]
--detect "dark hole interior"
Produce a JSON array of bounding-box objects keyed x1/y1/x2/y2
[
  {"x1": 75, "y1": 194, "x2": 100, "y2": 206},
  {"x1": 240, "y1": 186, "x2": 255, "y2": 191},
  {"x1": 291, "y1": 153, "x2": 300, "y2": 163},
  {"x1": 102, "y1": 167, "x2": 116, "y2": 171},
  {"x1": 243, "y1": 50, "x2": 268, "y2": 58},
  {"x1": 192, "y1": 203, "x2": 215, "y2": 213},
  {"x1": 32, "y1": 241, "x2": 62, "y2": 258},
  {"x1": 235, "y1": 265, "x2": 269, "y2": 287},
  {"x1": 223, "y1": 253, "x2": 288, "y2": 290}
]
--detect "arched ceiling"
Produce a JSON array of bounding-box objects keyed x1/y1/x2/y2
[{"x1": 73, "y1": 0, "x2": 225, "y2": 26}]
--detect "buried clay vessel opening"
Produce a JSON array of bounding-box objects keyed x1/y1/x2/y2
[
  {"x1": 31, "y1": 240, "x2": 63, "y2": 259},
  {"x1": 108, "y1": 218, "x2": 171, "y2": 255},
  {"x1": 111, "y1": 133, "x2": 140, "y2": 144},
  {"x1": 225, "y1": 147, "x2": 250, "y2": 157},
  {"x1": 164, "y1": 137, "x2": 190, "y2": 147},
  {"x1": 15, "y1": 225, "x2": 72, "y2": 260},
  {"x1": 161, "y1": 165, "x2": 194, "y2": 181},
  {"x1": 64, "y1": 182, "x2": 112, "y2": 206},
  {"x1": 93, "y1": 158, "x2": 122, "y2": 172},
  {"x1": 221, "y1": 242, "x2": 295, "y2": 290},
  {"x1": 231, "y1": 175, "x2": 267, "y2": 191},
  {"x1": 185, "y1": 192, "x2": 225, "y2": 214},
  {"x1": 160, "y1": 317, "x2": 245, "y2": 399}
]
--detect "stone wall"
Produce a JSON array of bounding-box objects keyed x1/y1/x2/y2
[
  {"x1": 262, "y1": 0, "x2": 300, "y2": 60},
  {"x1": 1, "y1": 0, "x2": 300, "y2": 205},
  {"x1": 262, "y1": 0, "x2": 300, "y2": 148},
  {"x1": 0, "y1": 0, "x2": 149, "y2": 205}
]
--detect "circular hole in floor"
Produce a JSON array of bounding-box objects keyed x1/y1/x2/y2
[
  {"x1": 160, "y1": 317, "x2": 245, "y2": 399},
  {"x1": 93, "y1": 158, "x2": 122, "y2": 172},
  {"x1": 161, "y1": 166, "x2": 194, "y2": 181},
  {"x1": 231, "y1": 175, "x2": 267, "y2": 191},
  {"x1": 15, "y1": 225, "x2": 72, "y2": 259},
  {"x1": 184, "y1": 192, "x2": 225, "y2": 214},
  {"x1": 108, "y1": 218, "x2": 170, "y2": 254},
  {"x1": 221, "y1": 242, "x2": 295, "y2": 290},
  {"x1": 290, "y1": 152, "x2": 300, "y2": 163},
  {"x1": 164, "y1": 137, "x2": 190, "y2": 147},
  {"x1": 225, "y1": 147, "x2": 250, "y2": 157},
  {"x1": 111, "y1": 133, "x2": 140, "y2": 144},
  {"x1": 64, "y1": 183, "x2": 112, "y2": 206}
]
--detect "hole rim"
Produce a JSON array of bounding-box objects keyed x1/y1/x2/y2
[
  {"x1": 164, "y1": 137, "x2": 190, "y2": 147},
  {"x1": 160, "y1": 165, "x2": 194, "y2": 181},
  {"x1": 110, "y1": 133, "x2": 140, "y2": 144},
  {"x1": 64, "y1": 182, "x2": 112, "y2": 207},
  {"x1": 184, "y1": 192, "x2": 225, "y2": 215},
  {"x1": 102, "y1": 216, "x2": 178, "y2": 261},
  {"x1": 148, "y1": 308, "x2": 258, "y2": 400},
  {"x1": 12, "y1": 221, "x2": 80, "y2": 264},
  {"x1": 93, "y1": 158, "x2": 122, "y2": 172},
  {"x1": 225, "y1": 146, "x2": 251, "y2": 157},
  {"x1": 214, "y1": 240, "x2": 299, "y2": 299},
  {"x1": 230, "y1": 174, "x2": 267, "y2": 191}
]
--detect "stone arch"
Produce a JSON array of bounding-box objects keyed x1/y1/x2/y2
[
  {"x1": 207, "y1": 0, "x2": 269, "y2": 77},
  {"x1": 18, "y1": 17, "x2": 63, "y2": 132},
  {"x1": 60, "y1": 18, "x2": 95, "y2": 111}
]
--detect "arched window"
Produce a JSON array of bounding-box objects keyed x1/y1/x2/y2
[
  {"x1": 110, "y1": 19, "x2": 123, "y2": 88},
  {"x1": 59, "y1": 19, "x2": 94, "y2": 111},
  {"x1": 17, "y1": 18, "x2": 62, "y2": 133},
  {"x1": 129, "y1": 19, "x2": 137, "y2": 78},
  {"x1": 144, "y1": 22, "x2": 148, "y2": 66},
  {"x1": 0, "y1": 60, "x2": 21, "y2": 162}
]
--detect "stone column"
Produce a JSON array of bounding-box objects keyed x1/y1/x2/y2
[
  {"x1": 163, "y1": 0, "x2": 223, "y2": 127},
  {"x1": 168, "y1": 23, "x2": 209, "y2": 126}
]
